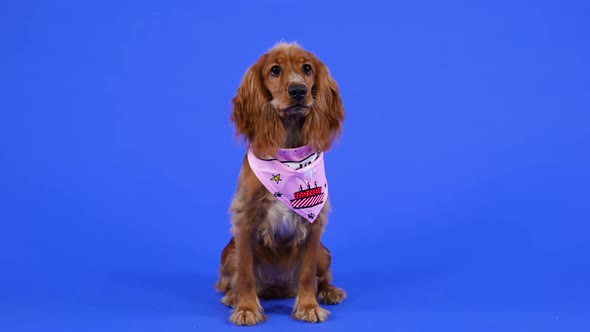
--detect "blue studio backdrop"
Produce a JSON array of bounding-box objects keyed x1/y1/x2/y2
[{"x1": 1, "y1": 1, "x2": 589, "y2": 331}]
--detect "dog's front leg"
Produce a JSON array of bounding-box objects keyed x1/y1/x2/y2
[
  {"x1": 293, "y1": 217, "x2": 330, "y2": 323},
  {"x1": 229, "y1": 225, "x2": 265, "y2": 325}
]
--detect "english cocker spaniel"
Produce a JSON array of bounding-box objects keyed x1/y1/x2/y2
[{"x1": 215, "y1": 42, "x2": 346, "y2": 325}]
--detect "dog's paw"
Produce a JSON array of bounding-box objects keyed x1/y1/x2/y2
[
  {"x1": 229, "y1": 307, "x2": 265, "y2": 326},
  {"x1": 317, "y1": 285, "x2": 346, "y2": 305},
  {"x1": 220, "y1": 293, "x2": 236, "y2": 308},
  {"x1": 292, "y1": 304, "x2": 330, "y2": 323}
]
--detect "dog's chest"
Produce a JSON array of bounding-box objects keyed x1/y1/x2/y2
[{"x1": 261, "y1": 199, "x2": 308, "y2": 244}]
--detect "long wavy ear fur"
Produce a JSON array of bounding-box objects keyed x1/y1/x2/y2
[
  {"x1": 230, "y1": 55, "x2": 284, "y2": 157},
  {"x1": 304, "y1": 58, "x2": 345, "y2": 151}
]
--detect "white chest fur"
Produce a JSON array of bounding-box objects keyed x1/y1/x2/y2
[{"x1": 266, "y1": 199, "x2": 308, "y2": 241}]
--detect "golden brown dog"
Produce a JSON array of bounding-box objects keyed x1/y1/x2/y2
[{"x1": 215, "y1": 42, "x2": 345, "y2": 325}]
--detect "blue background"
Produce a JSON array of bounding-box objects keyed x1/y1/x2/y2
[{"x1": 1, "y1": 1, "x2": 589, "y2": 331}]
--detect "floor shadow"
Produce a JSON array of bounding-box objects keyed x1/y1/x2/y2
[
  {"x1": 260, "y1": 299, "x2": 294, "y2": 315},
  {"x1": 91, "y1": 263, "x2": 447, "y2": 317}
]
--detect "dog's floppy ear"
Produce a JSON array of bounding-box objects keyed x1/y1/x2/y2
[
  {"x1": 231, "y1": 55, "x2": 284, "y2": 157},
  {"x1": 305, "y1": 58, "x2": 345, "y2": 151},
  {"x1": 231, "y1": 59, "x2": 266, "y2": 143}
]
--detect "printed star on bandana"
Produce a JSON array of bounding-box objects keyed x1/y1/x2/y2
[
  {"x1": 270, "y1": 174, "x2": 282, "y2": 184},
  {"x1": 305, "y1": 167, "x2": 314, "y2": 179}
]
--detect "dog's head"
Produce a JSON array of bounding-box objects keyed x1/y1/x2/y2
[{"x1": 231, "y1": 42, "x2": 344, "y2": 157}]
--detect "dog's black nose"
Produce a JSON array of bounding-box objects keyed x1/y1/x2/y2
[{"x1": 288, "y1": 85, "x2": 307, "y2": 100}]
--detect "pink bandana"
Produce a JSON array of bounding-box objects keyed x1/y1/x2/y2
[{"x1": 247, "y1": 145, "x2": 328, "y2": 222}]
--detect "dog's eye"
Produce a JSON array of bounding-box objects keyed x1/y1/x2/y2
[
  {"x1": 302, "y1": 64, "x2": 312, "y2": 75},
  {"x1": 270, "y1": 65, "x2": 282, "y2": 77}
]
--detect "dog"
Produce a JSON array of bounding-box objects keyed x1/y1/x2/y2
[{"x1": 215, "y1": 42, "x2": 346, "y2": 325}]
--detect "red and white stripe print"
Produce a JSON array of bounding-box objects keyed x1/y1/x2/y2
[{"x1": 290, "y1": 193, "x2": 324, "y2": 209}]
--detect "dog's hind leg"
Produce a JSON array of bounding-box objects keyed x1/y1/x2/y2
[
  {"x1": 215, "y1": 238, "x2": 238, "y2": 307},
  {"x1": 316, "y1": 243, "x2": 346, "y2": 305}
]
